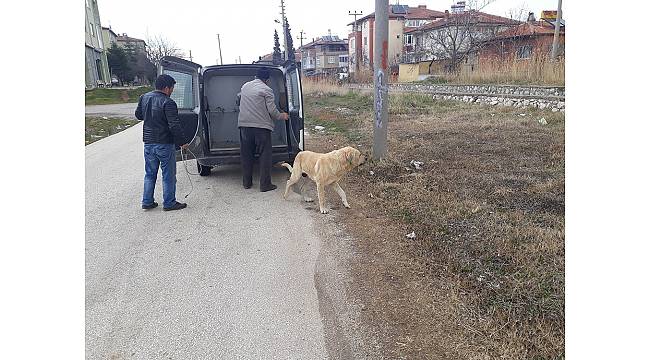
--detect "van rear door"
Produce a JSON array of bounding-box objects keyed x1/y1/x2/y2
[
  {"x1": 286, "y1": 64, "x2": 305, "y2": 151},
  {"x1": 159, "y1": 56, "x2": 202, "y2": 160}
]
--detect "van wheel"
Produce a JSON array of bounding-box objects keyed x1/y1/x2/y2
[{"x1": 197, "y1": 161, "x2": 212, "y2": 176}]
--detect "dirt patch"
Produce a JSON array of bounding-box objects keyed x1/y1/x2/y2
[{"x1": 305, "y1": 90, "x2": 564, "y2": 359}]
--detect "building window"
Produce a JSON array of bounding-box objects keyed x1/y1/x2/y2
[
  {"x1": 405, "y1": 34, "x2": 413, "y2": 45},
  {"x1": 316, "y1": 57, "x2": 321, "y2": 66},
  {"x1": 339, "y1": 55, "x2": 348, "y2": 63},
  {"x1": 96, "y1": 59, "x2": 103, "y2": 80},
  {"x1": 328, "y1": 56, "x2": 336, "y2": 64},
  {"x1": 364, "y1": 37, "x2": 367, "y2": 45},
  {"x1": 517, "y1": 44, "x2": 533, "y2": 59}
]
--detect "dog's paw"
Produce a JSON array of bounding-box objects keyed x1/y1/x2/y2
[
  {"x1": 320, "y1": 208, "x2": 330, "y2": 214},
  {"x1": 304, "y1": 197, "x2": 314, "y2": 202}
]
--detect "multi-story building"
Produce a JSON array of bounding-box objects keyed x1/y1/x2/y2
[
  {"x1": 347, "y1": 4, "x2": 445, "y2": 74},
  {"x1": 101, "y1": 26, "x2": 118, "y2": 49},
  {"x1": 398, "y1": 2, "x2": 519, "y2": 81},
  {"x1": 85, "y1": 0, "x2": 110, "y2": 88},
  {"x1": 478, "y1": 12, "x2": 565, "y2": 64},
  {"x1": 115, "y1": 33, "x2": 147, "y2": 53},
  {"x1": 299, "y1": 35, "x2": 348, "y2": 77}
]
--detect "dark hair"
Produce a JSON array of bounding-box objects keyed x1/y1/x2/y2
[
  {"x1": 256, "y1": 68, "x2": 270, "y2": 81},
  {"x1": 155, "y1": 74, "x2": 176, "y2": 90}
]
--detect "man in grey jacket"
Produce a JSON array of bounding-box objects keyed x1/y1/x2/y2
[{"x1": 238, "y1": 68, "x2": 289, "y2": 192}]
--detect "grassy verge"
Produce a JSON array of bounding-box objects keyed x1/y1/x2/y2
[
  {"x1": 85, "y1": 86, "x2": 153, "y2": 105},
  {"x1": 85, "y1": 116, "x2": 139, "y2": 145},
  {"x1": 305, "y1": 88, "x2": 565, "y2": 359}
]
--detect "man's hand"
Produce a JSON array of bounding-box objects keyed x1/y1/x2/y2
[
  {"x1": 180, "y1": 144, "x2": 190, "y2": 150},
  {"x1": 280, "y1": 112, "x2": 290, "y2": 121}
]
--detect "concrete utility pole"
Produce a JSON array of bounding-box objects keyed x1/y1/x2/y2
[
  {"x1": 348, "y1": 10, "x2": 363, "y2": 73},
  {"x1": 280, "y1": 0, "x2": 288, "y2": 61},
  {"x1": 550, "y1": 0, "x2": 563, "y2": 60},
  {"x1": 373, "y1": 0, "x2": 388, "y2": 160},
  {"x1": 217, "y1": 34, "x2": 223, "y2": 65}
]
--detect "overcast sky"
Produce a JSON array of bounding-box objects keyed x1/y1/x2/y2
[{"x1": 97, "y1": 0, "x2": 564, "y2": 66}]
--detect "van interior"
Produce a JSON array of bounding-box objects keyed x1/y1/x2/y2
[{"x1": 202, "y1": 67, "x2": 289, "y2": 153}]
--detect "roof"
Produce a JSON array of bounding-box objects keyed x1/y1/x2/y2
[
  {"x1": 347, "y1": 4, "x2": 445, "y2": 25},
  {"x1": 116, "y1": 34, "x2": 146, "y2": 44},
  {"x1": 101, "y1": 27, "x2": 118, "y2": 37},
  {"x1": 259, "y1": 51, "x2": 302, "y2": 62},
  {"x1": 491, "y1": 21, "x2": 565, "y2": 40},
  {"x1": 405, "y1": 10, "x2": 520, "y2": 33},
  {"x1": 300, "y1": 36, "x2": 348, "y2": 49}
]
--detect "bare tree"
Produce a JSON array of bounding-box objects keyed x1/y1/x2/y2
[
  {"x1": 506, "y1": 2, "x2": 530, "y2": 22},
  {"x1": 145, "y1": 34, "x2": 186, "y2": 68},
  {"x1": 421, "y1": 0, "x2": 518, "y2": 74}
]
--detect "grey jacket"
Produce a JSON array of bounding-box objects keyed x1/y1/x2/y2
[{"x1": 237, "y1": 79, "x2": 283, "y2": 131}]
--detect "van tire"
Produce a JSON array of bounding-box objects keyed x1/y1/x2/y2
[{"x1": 197, "y1": 161, "x2": 212, "y2": 176}]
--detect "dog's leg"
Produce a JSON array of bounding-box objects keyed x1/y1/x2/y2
[
  {"x1": 284, "y1": 171, "x2": 302, "y2": 200},
  {"x1": 333, "y1": 182, "x2": 350, "y2": 208},
  {"x1": 316, "y1": 182, "x2": 328, "y2": 214},
  {"x1": 298, "y1": 178, "x2": 314, "y2": 202}
]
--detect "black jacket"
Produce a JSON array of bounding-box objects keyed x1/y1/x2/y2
[{"x1": 135, "y1": 90, "x2": 186, "y2": 146}]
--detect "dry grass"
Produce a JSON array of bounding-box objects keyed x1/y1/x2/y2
[
  {"x1": 450, "y1": 55, "x2": 564, "y2": 86},
  {"x1": 304, "y1": 91, "x2": 565, "y2": 359},
  {"x1": 302, "y1": 78, "x2": 350, "y2": 96}
]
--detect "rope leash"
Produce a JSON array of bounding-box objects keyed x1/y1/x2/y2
[{"x1": 180, "y1": 147, "x2": 199, "y2": 198}]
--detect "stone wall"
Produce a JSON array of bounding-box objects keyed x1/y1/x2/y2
[{"x1": 347, "y1": 83, "x2": 565, "y2": 112}]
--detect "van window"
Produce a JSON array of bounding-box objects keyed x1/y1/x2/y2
[
  {"x1": 287, "y1": 69, "x2": 301, "y2": 111},
  {"x1": 163, "y1": 70, "x2": 194, "y2": 109}
]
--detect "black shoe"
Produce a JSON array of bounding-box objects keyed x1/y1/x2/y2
[
  {"x1": 243, "y1": 183, "x2": 252, "y2": 189},
  {"x1": 142, "y1": 202, "x2": 158, "y2": 210},
  {"x1": 260, "y1": 184, "x2": 277, "y2": 192},
  {"x1": 163, "y1": 202, "x2": 187, "y2": 211}
]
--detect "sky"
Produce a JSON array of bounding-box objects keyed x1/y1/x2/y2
[{"x1": 97, "y1": 0, "x2": 564, "y2": 66}]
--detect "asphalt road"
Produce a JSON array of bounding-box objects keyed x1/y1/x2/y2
[
  {"x1": 85, "y1": 120, "x2": 331, "y2": 359},
  {"x1": 85, "y1": 102, "x2": 139, "y2": 118}
]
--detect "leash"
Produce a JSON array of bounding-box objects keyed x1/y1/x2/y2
[{"x1": 180, "y1": 147, "x2": 199, "y2": 198}]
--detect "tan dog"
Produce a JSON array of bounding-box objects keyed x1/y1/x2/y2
[{"x1": 282, "y1": 146, "x2": 367, "y2": 214}]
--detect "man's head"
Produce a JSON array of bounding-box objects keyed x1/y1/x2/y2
[
  {"x1": 256, "y1": 68, "x2": 271, "y2": 85},
  {"x1": 155, "y1": 74, "x2": 176, "y2": 96}
]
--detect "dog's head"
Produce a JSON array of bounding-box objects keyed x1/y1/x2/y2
[{"x1": 341, "y1": 146, "x2": 367, "y2": 168}]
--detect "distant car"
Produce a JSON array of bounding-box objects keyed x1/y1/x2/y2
[
  {"x1": 111, "y1": 77, "x2": 119, "y2": 86},
  {"x1": 159, "y1": 56, "x2": 305, "y2": 176}
]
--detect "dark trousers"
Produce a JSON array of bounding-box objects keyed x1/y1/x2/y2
[{"x1": 239, "y1": 127, "x2": 273, "y2": 188}]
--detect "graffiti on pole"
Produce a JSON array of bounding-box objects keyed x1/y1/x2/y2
[{"x1": 374, "y1": 70, "x2": 388, "y2": 128}]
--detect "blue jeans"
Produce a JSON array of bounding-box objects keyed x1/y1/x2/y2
[{"x1": 142, "y1": 143, "x2": 177, "y2": 208}]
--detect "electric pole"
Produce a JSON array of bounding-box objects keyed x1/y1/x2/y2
[
  {"x1": 550, "y1": 0, "x2": 563, "y2": 60},
  {"x1": 349, "y1": 10, "x2": 363, "y2": 73},
  {"x1": 217, "y1": 33, "x2": 223, "y2": 65},
  {"x1": 373, "y1": 0, "x2": 388, "y2": 160},
  {"x1": 189, "y1": 50, "x2": 193, "y2": 62},
  {"x1": 279, "y1": 0, "x2": 288, "y2": 61},
  {"x1": 298, "y1": 30, "x2": 306, "y2": 48}
]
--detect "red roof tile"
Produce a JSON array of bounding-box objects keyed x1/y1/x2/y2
[
  {"x1": 405, "y1": 11, "x2": 520, "y2": 33},
  {"x1": 492, "y1": 21, "x2": 564, "y2": 39}
]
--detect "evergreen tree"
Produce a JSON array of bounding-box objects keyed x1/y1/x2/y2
[
  {"x1": 285, "y1": 18, "x2": 296, "y2": 62},
  {"x1": 272, "y1": 30, "x2": 282, "y2": 65},
  {"x1": 107, "y1": 43, "x2": 134, "y2": 85}
]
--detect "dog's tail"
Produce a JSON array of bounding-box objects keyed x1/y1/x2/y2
[{"x1": 280, "y1": 162, "x2": 293, "y2": 172}]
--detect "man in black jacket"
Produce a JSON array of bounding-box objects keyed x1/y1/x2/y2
[{"x1": 135, "y1": 74, "x2": 189, "y2": 211}]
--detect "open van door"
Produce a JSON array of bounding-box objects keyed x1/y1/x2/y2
[
  {"x1": 286, "y1": 64, "x2": 305, "y2": 151},
  {"x1": 159, "y1": 56, "x2": 202, "y2": 160}
]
